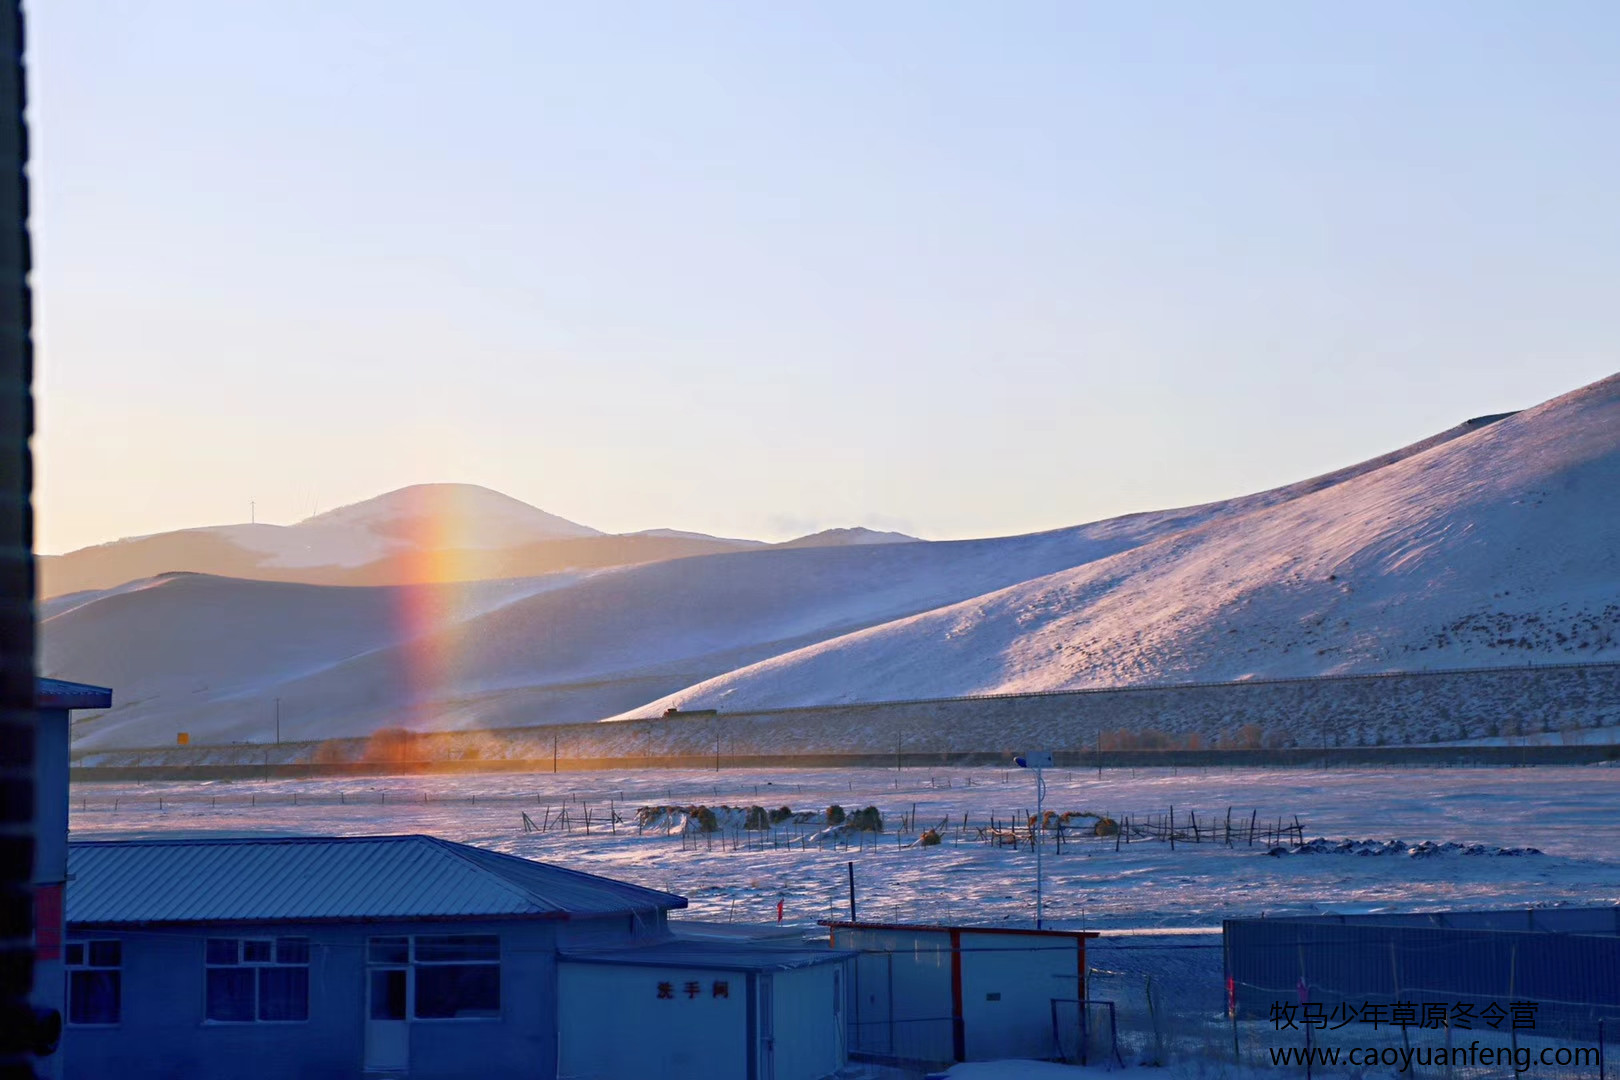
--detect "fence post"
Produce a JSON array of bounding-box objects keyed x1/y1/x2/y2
[
  {"x1": 1226, "y1": 935, "x2": 1240, "y2": 1063},
  {"x1": 1145, "y1": 974, "x2": 1164, "y2": 1066},
  {"x1": 1445, "y1": 1003, "x2": 1458, "y2": 1080},
  {"x1": 1297, "y1": 946, "x2": 1312, "y2": 1080},
  {"x1": 1391, "y1": 942, "x2": 1412, "y2": 1073},
  {"x1": 1508, "y1": 942, "x2": 1518, "y2": 1061}
]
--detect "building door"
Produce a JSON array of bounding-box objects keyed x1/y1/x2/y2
[
  {"x1": 365, "y1": 951, "x2": 410, "y2": 1074},
  {"x1": 853, "y1": 951, "x2": 892, "y2": 1055}
]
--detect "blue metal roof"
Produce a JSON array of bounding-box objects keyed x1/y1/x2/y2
[
  {"x1": 37, "y1": 677, "x2": 112, "y2": 710},
  {"x1": 563, "y1": 938, "x2": 853, "y2": 973},
  {"x1": 66, "y1": 835, "x2": 686, "y2": 925}
]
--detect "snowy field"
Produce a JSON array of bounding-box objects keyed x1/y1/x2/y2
[{"x1": 68, "y1": 765, "x2": 1620, "y2": 931}]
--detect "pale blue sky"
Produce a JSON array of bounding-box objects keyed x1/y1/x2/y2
[{"x1": 28, "y1": 2, "x2": 1620, "y2": 552}]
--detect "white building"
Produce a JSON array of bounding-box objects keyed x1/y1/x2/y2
[
  {"x1": 827, "y1": 920, "x2": 1097, "y2": 1070},
  {"x1": 559, "y1": 937, "x2": 850, "y2": 1080},
  {"x1": 59, "y1": 832, "x2": 853, "y2": 1080}
]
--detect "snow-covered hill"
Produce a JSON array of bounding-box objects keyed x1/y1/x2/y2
[
  {"x1": 38, "y1": 484, "x2": 940, "y2": 598},
  {"x1": 38, "y1": 485, "x2": 758, "y2": 597},
  {"x1": 295, "y1": 483, "x2": 600, "y2": 550},
  {"x1": 634, "y1": 375, "x2": 1620, "y2": 714},
  {"x1": 49, "y1": 509, "x2": 1205, "y2": 749},
  {"x1": 43, "y1": 373, "x2": 1620, "y2": 751},
  {"x1": 776, "y1": 527, "x2": 922, "y2": 548}
]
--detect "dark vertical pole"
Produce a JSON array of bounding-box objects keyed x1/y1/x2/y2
[
  {"x1": 0, "y1": 2, "x2": 39, "y2": 1072},
  {"x1": 552, "y1": 734, "x2": 557, "y2": 774},
  {"x1": 846, "y1": 861, "x2": 856, "y2": 921},
  {"x1": 1507, "y1": 942, "x2": 1518, "y2": 1061},
  {"x1": 1227, "y1": 936, "x2": 1239, "y2": 1062},
  {"x1": 274, "y1": 697, "x2": 280, "y2": 745},
  {"x1": 1298, "y1": 946, "x2": 1311, "y2": 1080},
  {"x1": 744, "y1": 972, "x2": 758, "y2": 1080},
  {"x1": 949, "y1": 928, "x2": 965, "y2": 1062}
]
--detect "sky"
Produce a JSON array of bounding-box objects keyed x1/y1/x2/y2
[{"x1": 26, "y1": 1, "x2": 1620, "y2": 553}]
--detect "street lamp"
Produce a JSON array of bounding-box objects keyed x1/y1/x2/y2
[{"x1": 1014, "y1": 750, "x2": 1053, "y2": 929}]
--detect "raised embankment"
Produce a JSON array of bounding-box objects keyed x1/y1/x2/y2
[{"x1": 71, "y1": 661, "x2": 1620, "y2": 779}]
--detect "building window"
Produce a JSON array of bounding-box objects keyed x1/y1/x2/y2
[
  {"x1": 66, "y1": 939, "x2": 121, "y2": 1025},
  {"x1": 205, "y1": 937, "x2": 310, "y2": 1022},
  {"x1": 367, "y1": 935, "x2": 500, "y2": 1020},
  {"x1": 413, "y1": 935, "x2": 500, "y2": 1019}
]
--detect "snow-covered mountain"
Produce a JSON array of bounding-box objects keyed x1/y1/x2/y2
[
  {"x1": 48, "y1": 514, "x2": 1194, "y2": 750},
  {"x1": 777, "y1": 527, "x2": 921, "y2": 548},
  {"x1": 38, "y1": 485, "x2": 935, "y2": 598},
  {"x1": 628, "y1": 528, "x2": 766, "y2": 546},
  {"x1": 42, "y1": 373, "x2": 1620, "y2": 751},
  {"x1": 292, "y1": 483, "x2": 602, "y2": 550},
  {"x1": 635, "y1": 375, "x2": 1620, "y2": 714},
  {"x1": 37, "y1": 485, "x2": 754, "y2": 597}
]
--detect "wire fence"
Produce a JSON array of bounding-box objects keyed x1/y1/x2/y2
[
  {"x1": 839, "y1": 939, "x2": 1614, "y2": 1078},
  {"x1": 1080, "y1": 942, "x2": 1614, "y2": 1080}
]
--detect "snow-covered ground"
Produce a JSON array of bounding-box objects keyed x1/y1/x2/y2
[
  {"x1": 73, "y1": 766, "x2": 1617, "y2": 1077},
  {"x1": 68, "y1": 767, "x2": 1620, "y2": 931}
]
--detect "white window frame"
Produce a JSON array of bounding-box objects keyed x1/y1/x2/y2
[
  {"x1": 65, "y1": 938, "x2": 122, "y2": 1027},
  {"x1": 367, "y1": 934, "x2": 502, "y2": 1022},
  {"x1": 203, "y1": 936, "x2": 312, "y2": 1024}
]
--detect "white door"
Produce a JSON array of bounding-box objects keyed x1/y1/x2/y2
[
  {"x1": 365, "y1": 966, "x2": 410, "y2": 1073},
  {"x1": 853, "y1": 952, "x2": 892, "y2": 1054}
]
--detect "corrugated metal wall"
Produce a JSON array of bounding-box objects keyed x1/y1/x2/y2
[{"x1": 1225, "y1": 914, "x2": 1620, "y2": 1041}]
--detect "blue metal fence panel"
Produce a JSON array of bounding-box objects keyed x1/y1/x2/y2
[{"x1": 1224, "y1": 911, "x2": 1620, "y2": 1041}]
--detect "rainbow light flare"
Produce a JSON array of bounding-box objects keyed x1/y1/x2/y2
[{"x1": 389, "y1": 485, "x2": 492, "y2": 731}]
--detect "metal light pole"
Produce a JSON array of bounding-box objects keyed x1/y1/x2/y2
[{"x1": 1015, "y1": 751, "x2": 1053, "y2": 929}]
